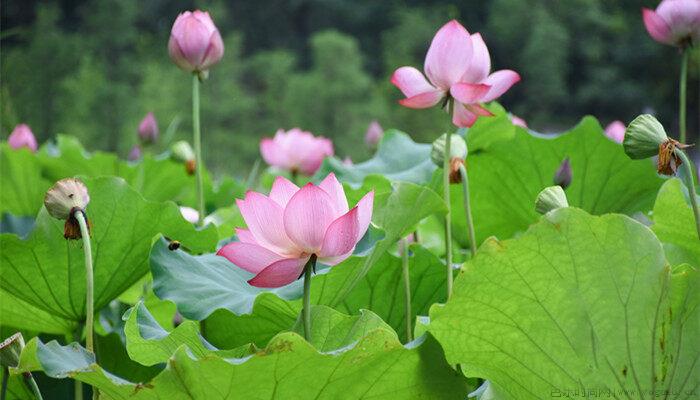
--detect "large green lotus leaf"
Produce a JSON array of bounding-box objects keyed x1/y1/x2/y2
[
  {"x1": 310, "y1": 245, "x2": 446, "y2": 340},
  {"x1": 38, "y1": 135, "x2": 130, "y2": 182},
  {"x1": 150, "y1": 237, "x2": 301, "y2": 321},
  {"x1": 314, "y1": 130, "x2": 437, "y2": 186},
  {"x1": 204, "y1": 293, "x2": 300, "y2": 350},
  {"x1": 0, "y1": 289, "x2": 76, "y2": 334},
  {"x1": 0, "y1": 145, "x2": 51, "y2": 216},
  {"x1": 652, "y1": 178, "x2": 700, "y2": 267},
  {"x1": 17, "y1": 316, "x2": 468, "y2": 399},
  {"x1": 445, "y1": 116, "x2": 664, "y2": 248},
  {"x1": 123, "y1": 302, "x2": 253, "y2": 366},
  {"x1": 0, "y1": 177, "x2": 217, "y2": 325},
  {"x1": 429, "y1": 208, "x2": 699, "y2": 399},
  {"x1": 461, "y1": 102, "x2": 516, "y2": 152}
]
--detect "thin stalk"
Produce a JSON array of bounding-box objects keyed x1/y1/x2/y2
[
  {"x1": 458, "y1": 163, "x2": 477, "y2": 257},
  {"x1": 679, "y1": 49, "x2": 688, "y2": 144},
  {"x1": 74, "y1": 211, "x2": 94, "y2": 354},
  {"x1": 72, "y1": 329, "x2": 83, "y2": 400},
  {"x1": 675, "y1": 149, "x2": 700, "y2": 240},
  {"x1": 302, "y1": 255, "x2": 317, "y2": 341},
  {"x1": 443, "y1": 135, "x2": 453, "y2": 300},
  {"x1": 22, "y1": 373, "x2": 43, "y2": 400},
  {"x1": 192, "y1": 74, "x2": 205, "y2": 226},
  {"x1": 401, "y1": 239, "x2": 413, "y2": 342},
  {"x1": 1, "y1": 368, "x2": 8, "y2": 400}
]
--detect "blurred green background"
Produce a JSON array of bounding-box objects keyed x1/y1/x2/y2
[{"x1": 1, "y1": 0, "x2": 698, "y2": 175}]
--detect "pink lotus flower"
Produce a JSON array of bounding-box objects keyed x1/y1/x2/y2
[
  {"x1": 7, "y1": 124, "x2": 37, "y2": 152},
  {"x1": 217, "y1": 174, "x2": 373, "y2": 288},
  {"x1": 364, "y1": 120, "x2": 384, "y2": 147},
  {"x1": 510, "y1": 114, "x2": 528, "y2": 128},
  {"x1": 138, "y1": 112, "x2": 159, "y2": 144},
  {"x1": 604, "y1": 120, "x2": 626, "y2": 143},
  {"x1": 260, "y1": 128, "x2": 334, "y2": 176},
  {"x1": 391, "y1": 20, "x2": 520, "y2": 127},
  {"x1": 643, "y1": 0, "x2": 700, "y2": 47},
  {"x1": 168, "y1": 10, "x2": 224, "y2": 73},
  {"x1": 128, "y1": 145, "x2": 142, "y2": 161}
]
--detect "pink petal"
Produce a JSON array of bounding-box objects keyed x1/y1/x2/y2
[
  {"x1": 355, "y1": 191, "x2": 374, "y2": 240},
  {"x1": 481, "y1": 70, "x2": 521, "y2": 102},
  {"x1": 260, "y1": 137, "x2": 283, "y2": 167},
  {"x1": 319, "y1": 207, "x2": 360, "y2": 258},
  {"x1": 269, "y1": 176, "x2": 300, "y2": 207},
  {"x1": 461, "y1": 33, "x2": 491, "y2": 83},
  {"x1": 200, "y1": 30, "x2": 225, "y2": 71},
  {"x1": 398, "y1": 90, "x2": 445, "y2": 109},
  {"x1": 237, "y1": 193, "x2": 296, "y2": 256},
  {"x1": 390, "y1": 66, "x2": 437, "y2": 98},
  {"x1": 283, "y1": 184, "x2": 337, "y2": 252},
  {"x1": 298, "y1": 137, "x2": 333, "y2": 175},
  {"x1": 467, "y1": 104, "x2": 494, "y2": 117},
  {"x1": 248, "y1": 257, "x2": 310, "y2": 288},
  {"x1": 449, "y1": 83, "x2": 491, "y2": 104},
  {"x1": 424, "y1": 20, "x2": 473, "y2": 90},
  {"x1": 604, "y1": 120, "x2": 626, "y2": 143},
  {"x1": 642, "y1": 8, "x2": 673, "y2": 45},
  {"x1": 235, "y1": 228, "x2": 257, "y2": 244},
  {"x1": 318, "y1": 173, "x2": 349, "y2": 216},
  {"x1": 452, "y1": 102, "x2": 479, "y2": 128},
  {"x1": 217, "y1": 243, "x2": 285, "y2": 274}
]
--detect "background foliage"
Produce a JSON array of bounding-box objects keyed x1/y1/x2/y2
[{"x1": 2, "y1": 0, "x2": 699, "y2": 175}]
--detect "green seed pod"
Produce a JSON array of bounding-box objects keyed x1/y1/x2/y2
[
  {"x1": 44, "y1": 178, "x2": 90, "y2": 220},
  {"x1": 535, "y1": 185, "x2": 569, "y2": 215},
  {"x1": 431, "y1": 133, "x2": 467, "y2": 166},
  {"x1": 623, "y1": 114, "x2": 669, "y2": 159},
  {"x1": 0, "y1": 333, "x2": 24, "y2": 368}
]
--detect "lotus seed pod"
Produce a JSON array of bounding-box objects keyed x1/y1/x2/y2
[
  {"x1": 0, "y1": 333, "x2": 24, "y2": 368},
  {"x1": 535, "y1": 186, "x2": 569, "y2": 215},
  {"x1": 623, "y1": 114, "x2": 669, "y2": 159},
  {"x1": 44, "y1": 178, "x2": 90, "y2": 220},
  {"x1": 431, "y1": 133, "x2": 467, "y2": 166}
]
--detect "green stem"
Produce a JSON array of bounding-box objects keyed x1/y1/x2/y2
[
  {"x1": 675, "y1": 149, "x2": 700, "y2": 240},
  {"x1": 302, "y1": 255, "x2": 317, "y2": 341},
  {"x1": 458, "y1": 163, "x2": 477, "y2": 257},
  {"x1": 74, "y1": 211, "x2": 95, "y2": 400},
  {"x1": 1, "y1": 368, "x2": 8, "y2": 400},
  {"x1": 192, "y1": 74, "x2": 205, "y2": 226},
  {"x1": 442, "y1": 134, "x2": 453, "y2": 301},
  {"x1": 679, "y1": 49, "x2": 688, "y2": 144},
  {"x1": 401, "y1": 238, "x2": 413, "y2": 342},
  {"x1": 22, "y1": 373, "x2": 43, "y2": 400},
  {"x1": 72, "y1": 329, "x2": 83, "y2": 400},
  {"x1": 74, "y1": 380, "x2": 82, "y2": 400}
]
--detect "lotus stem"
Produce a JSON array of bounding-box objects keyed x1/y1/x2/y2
[
  {"x1": 192, "y1": 74, "x2": 205, "y2": 226},
  {"x1": 302, "y1": 255, "x2": 317, "y2": 341},
  {"x1": 23, "y1": 373, "x2": 43, "y2": 400},
  {"x1": 401, "y1": 238, "x2": 413, "y2": 342},
  {"x1": 458, "y1": 163, "x2": 477, "y2": 257},
  {"x1": 679, "y1": 48, "x2": 688, "y2": 144},
  {"x1": 74, "y1": 211, "x2": 96, "y2": 400},
  {"x1": 1, "y1": 368, "x2": 7, "y2": 400},
  {"x1": 675, "y1": 149, "x2": 700, "y2": 240},
  {"x1": 443, "y1": 134, "x2": 453, "y2": 300}
]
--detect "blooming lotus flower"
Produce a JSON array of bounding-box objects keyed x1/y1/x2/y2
[
  {"x1": 364, "y1": 120, "x2": 383, "y2": 147},
  {"x1": 260, "y1": 128, "x2": 334, "y2": 176},
  {"x1": 643, "y1": 0, "x2": 700, "y2": 47},
  {"x1": 179, "y1": 206, "x2": 199, "y2": 224},
  {"x1": 138, "y1": 112, "x2": 159, "y2": 144},
  {"x1": 128, "y1": 145, "x2": 142, "y2": 161},
  {"x1": 168, "y1": 10, "x2": 224, "y2": 73},
  {"x1": 604, "y1": 120, "x2": 626, "y2": 143},
  {"x1": 8, "y1": 124, "x2": 37, "y2": 152},
  {"x1": 217, "y1": 174, "x2": 373, "y2": 288},
  {"x1": 510, "y1": 114, "x2": 528, "y2": 128},
  {"x1": 391, "y1": 20, "x2": 520, "y2": 127}
]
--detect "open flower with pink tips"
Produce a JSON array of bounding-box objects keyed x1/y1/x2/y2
[
  {"x1": 642, "y1": 0, "x2": 700, "y2": 47},
  {"x1": 260, "y1": 128, "x2": 334, "y2": 176},
  {"x1": 217, "y1": 173, "x2": 373, "y2": 288},
  {"x1": 391, "y1": 20, "x2": 520, "y2": 127}
]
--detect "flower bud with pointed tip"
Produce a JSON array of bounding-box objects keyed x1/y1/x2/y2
[
  {"x1": 0, "y1": 333, "x2": 24, "y2": 368},
  {"x1": 431, "y1": 133, "x2": 467, "y2": 166},
  {"x1": 168, "y1": 10, "x2": 224, "y2": 74},
  {"x1": 128, "y1": 145, "x2": 142, "y2": 161},
  {"x1": 8, "y1": 124, "x2": 38, "y2": 152},
  {"x1": 138, "y1": 112, "x2": 159, "y2": 144},
  {"x1": 553, "y1": 157, "x2": 573, "y2": 190},
  {"x1": 535, "y1": 186, "x2": 569, "y2": 215},
  {"x1": 364, "y1": 120, "x2": 383, "y2": 148},
  {"x1": 623, "y1": 114, "x2": 669, "y2": 159}
]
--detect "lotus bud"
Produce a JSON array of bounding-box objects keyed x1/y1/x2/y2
[
  {"x1": 553, "y1": 157, "x2": 573, "y2": 190},
  {"x1": 44, "y1": 178, "x2": 91, "y2": 239},
  {"x1": 0, "y1": 333, "x2": 24, "y2": 368},
  {"x1": 168, "y1": 10, "x2": 224, "y2": 75},
  {"x1": 364, "y1": 120, "x2": 383, "y2": 148},
  {"x1": 431, "y1": 133, "x2": 468, "y2": 184},
  {"x1": 138, "y1": 112, "x2": 159, "y2": 144},
  {"x1": 128, "y1": 145, "x2": 142, "y2": 161},
  {"x1": 7, "y1": 124, "x2": 38, "y2": 152},
  {"x1": 535, "y1": 186, "x2": 569, "y2": 215},
  {"x1": 623, "y1": 114, "x2": 689, "y2": 175},
  {"x1": 171, "y1": 140, "x2": 196, "y2": 175}
]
